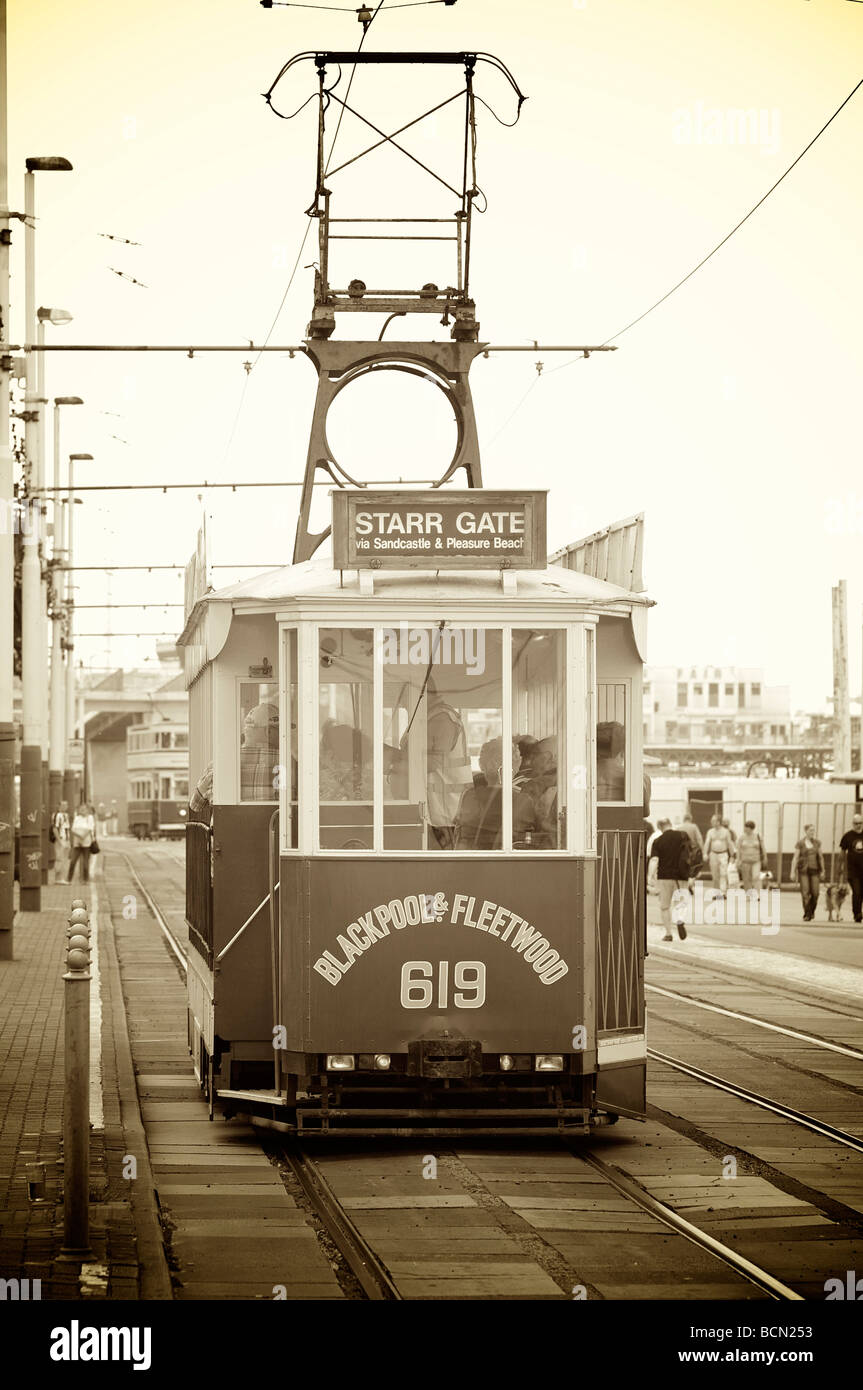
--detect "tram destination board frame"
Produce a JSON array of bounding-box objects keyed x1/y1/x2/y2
[{"x1": 331, "y1": 489, "x2": 547, "y2": 571}]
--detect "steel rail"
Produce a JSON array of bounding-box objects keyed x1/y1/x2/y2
[
  {"x1": 646, "y1": 982, "x2": 863, "y2": 1061},
  {"x1": 647, "y1": 1048, "x2": 863, "y2": 1155},
  {"x1": 573, "y1": 1149, "x2": 804, "y2": 1301},
  {"x1": 121, "y1": 853, "x2": 188, "y2": 974},
  {"x1": 281, "y1": 1143, "x2": 402, "y2": 1300}
]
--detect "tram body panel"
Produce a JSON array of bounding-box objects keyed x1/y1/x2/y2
[{"x1": 280, "y1": 855, "x2": 594, "y2": 1059}]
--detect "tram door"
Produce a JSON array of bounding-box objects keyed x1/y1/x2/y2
[{"x1": 689, "y1": 789, "x2": 722, "y2": 841}]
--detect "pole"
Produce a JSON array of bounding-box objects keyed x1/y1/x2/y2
[
  {"x1": 62, "y1": 909, "x2": 91, "y2": 1257},
  {"x1": 0, "y1": 0, "x2": 15, "y2": 955},
  {"x1": 37, "y1": 320, "x2": 49, "y2": 881},
  {"x1": 49, "y1": 405, "x2": 65, "y2": 860},
  {"x1": 20, "y1": 169, "x2": 41, "y2": 908},
  {"x1": 832, "y1": 581, "x2": 851, "y2": 777},
  {"x1": 65, "y1": 459, "x2": 78, "y2": 807}
]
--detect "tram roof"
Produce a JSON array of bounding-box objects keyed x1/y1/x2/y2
[{"x1": 179, "y1": 554, "x2": 650, "y2": 645}]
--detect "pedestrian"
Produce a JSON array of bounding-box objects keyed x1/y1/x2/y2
[
  {"x1": 96, "y1": 800, "x2": 108, "y2": 837},
  {"x1": 679, "y1": 810, "x2": 704, "y2": 880},
  {"x1": 647, "y1": 817, "x2": 689, "y2": 942},
  {"x1": 704, "y1": 814, "x2": 735, "y2": 896},
  {"x1": 66, "y1": 803, "x2": 96, "y2": 883},
  {"x1": 737, "y1": 819, "x2": 767, "y2": 892},
  {"x1": 839, "y1": 811, "x2": 863, "y2": 924},
  {"x1": 52, "y1": 799, "x2": 70, "y2": 879},
  {"x1": 790, "y1": 823, "x2": 825, "y2": 922}
]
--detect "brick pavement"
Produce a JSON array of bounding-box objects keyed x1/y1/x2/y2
[{"x1": 0, "y1": 873, "x2": 171, "y2": 1300}]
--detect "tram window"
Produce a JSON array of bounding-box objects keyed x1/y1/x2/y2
[
  {"x1": 284, "y1": 629, "x2": 298, "y2": 849},
  {"x1": 597, "y1": 683, "x2": 627, "y2": 802},
  {"x1": 173, "y1": 731, "x2": 188, "y2": 750},
  {"x1": 160, "y1": 776, "x2": 171, "y2": 800},
  {"x1": 160, "y1": 731, "x2": 171, "y2": 749},
  {"x1": 173, "y1": 776, "x2": 189, "y2": 800},
  {"x1": 383, "y1": 627, "x2": 502, "y2": 852},
  {"x1": 239, "y1": 681, "x2": 279, "y2": 802},
  {"x1": 319, "y1": 629, "x2": 373, "y2": 850},
  {"x1": 511, "y1": 630, "x2": 565, "y2": 850}
]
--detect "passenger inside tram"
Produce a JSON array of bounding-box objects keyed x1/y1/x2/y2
[
  {"x1": 240, "y1": 697, "x2": 280, "y2": 802},
  {"x1": 453, "y1": 736, "x2": 537, "y2": 849},
  {"x1": 596, "y1": 719, "x2": 626, "y2": 802}
]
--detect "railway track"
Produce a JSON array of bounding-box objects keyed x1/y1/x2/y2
[
  {"x1": 115, "y1": 842, "x2": 861, "y2": 1300},
  {"x1": 647, "y1": 1049, "x2": 863, "y2": 1155},
  {"x1": 646, "y1": 981, "x2": 863, "y2": 1061}
]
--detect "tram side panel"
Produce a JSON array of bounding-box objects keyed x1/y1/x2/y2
[
  {"x1": 209, "y1": 804, "x2": 276, "y2": 1087},
  {"x1": 593, "y1": 810, "x2": 647, "y2": 1118},
  {"x1": 280, "y1": 855, "x2": 596, "y2": 1075}
]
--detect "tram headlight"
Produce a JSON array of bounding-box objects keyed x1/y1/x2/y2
[
  {"x1": 535, "y1": 1054, "x2": 564, "y2": 1072},
  {"x1": 499, "y1": 1054, "x2": 514, "y2": 1072},
  {"x1": 326, "y1": 1054, "x2": 355, "y2": 1071},
  {"x1": 374, "y1": 1054, "x2": 391, "y2": 1070}
]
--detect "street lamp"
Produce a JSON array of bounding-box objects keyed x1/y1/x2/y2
[
  {"x1": 49, "y1": 388, "x2": 82, "y2": 847},
  {"x1": 36, "y1": 311, "x2": 73, "y2": 880},
  {"x1": 65, "y1": 454, "x2": 92, "y2": 812},
  {"x1": 19, "y1": 155, "x2": 72, "y2": 910}
]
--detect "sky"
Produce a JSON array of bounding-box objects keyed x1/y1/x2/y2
[{"x1": 7, "y1": 0, "x2": 863, "y2": 712}]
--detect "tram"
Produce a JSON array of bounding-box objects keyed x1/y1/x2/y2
[
  {"x1": 126, "y1": 715, "x2": 190, "y2": 840},
  {"x1": 179, "y1": 494, "x2": 651, "y2": 1135}
]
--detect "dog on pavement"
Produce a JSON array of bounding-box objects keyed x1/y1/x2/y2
[{"x1": 824, "y1": 882, "x2": 849, "y2": 923}]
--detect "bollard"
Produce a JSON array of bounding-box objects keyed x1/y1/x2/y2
[{"x1": 61, "y1": 913, "x2": 92, "y2": 1258}]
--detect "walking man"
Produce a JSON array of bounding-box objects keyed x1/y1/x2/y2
[
  {"x1": 790, "y1": 823, "x2": 825, "y2": 922},
  {"x1": 680, "y1": 809, "x2": 704, "y2": 881},
  {"x1": 839, "y1": 812, "x2": 863, "y2": 925},
  {"x1": 704, "y1": 814, "x2": 735, "y2": 896},
  {"x1": 647, "y1": 818, "x2": 689, "y2": 942}
]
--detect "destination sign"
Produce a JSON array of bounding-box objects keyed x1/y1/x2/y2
[{"x1": 331, "y1": 489, "x2": 547, "y2": 571}]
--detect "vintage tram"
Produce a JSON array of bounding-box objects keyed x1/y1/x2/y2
[
  {"x1": 179, "y1": 493, "x2": 650, "y2": 1135},
  {"x1": 126, "y1": 715, "x2": 190, "y2": 840}
]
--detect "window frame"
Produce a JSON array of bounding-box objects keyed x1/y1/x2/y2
[
  {"x1": 596, "y1": 675, "x2": 633, "y2": 807},
  {"x1": 281, "y1": 618, "x2": 588, "y2": 857},
  {"x1": 236, "y1": 675, "x2": 280, "y2": 808}
]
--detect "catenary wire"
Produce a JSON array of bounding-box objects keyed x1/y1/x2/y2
[{"x1": 490, "y1": 72, "x2": 863, "y2": 441}]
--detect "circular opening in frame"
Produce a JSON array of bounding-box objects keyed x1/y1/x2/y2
[{"x1": 324, "y1": 365, "x2": 460, "y2": 486}]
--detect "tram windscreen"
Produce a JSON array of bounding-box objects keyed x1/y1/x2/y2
[
  {"x1": 512, "y1": 630, "x2": 565, "y2": 850},
  {"x1": 319, "y1": 628, "x2": 374, "y2": 850},
  {"x1": 383, "y1": 627, "x2": 502, "y2": 852}
]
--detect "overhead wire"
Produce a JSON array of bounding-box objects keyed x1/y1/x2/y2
[{"x1": 487, "y1": 71, "x2": 863, "y2": 442}]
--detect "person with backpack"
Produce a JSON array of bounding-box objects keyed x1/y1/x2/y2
[
  {"x1": 680, "y1": 811, "x2": 704, "y2": 881},
  {"x1": 66, "y1": 803, "x2": 96, "y2": 883},
  {"x1": 647, "y1": 818, "x2": 689, "y2": 942}
]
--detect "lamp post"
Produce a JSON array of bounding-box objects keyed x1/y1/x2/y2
[
  {"x1": 20, "y1": 155, "x2": 72, "y2": 910},
  {"x1": 0, "y1": 0, "x2": 14, "y2": 954},
  {"x1": 37, "y1": 311, "x2": 72, "y2": 880},
  {"x1": 49, "y1": 389, "x2": 81, "y2": 861},
  {"x1": 65, "y1": 455, "x2": 92, "y2": 812}
]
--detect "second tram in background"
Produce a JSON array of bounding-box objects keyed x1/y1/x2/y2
[{"x1": 126, "y1": 714, "x2": 190, "y2": 839}]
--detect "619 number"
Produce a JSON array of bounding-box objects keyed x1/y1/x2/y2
[{"x1": 400, "y1": 960, "x2": 486, "y2": 1010}]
